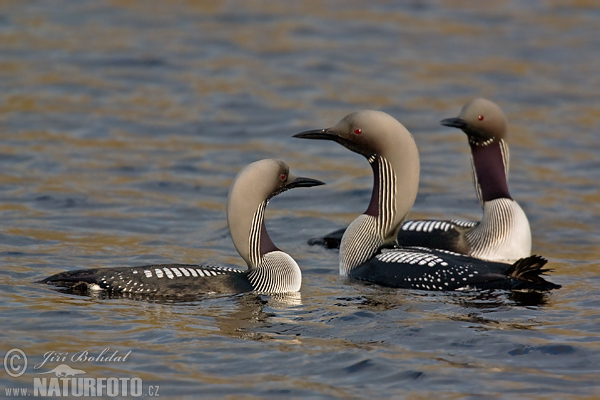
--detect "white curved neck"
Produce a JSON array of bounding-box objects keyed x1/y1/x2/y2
[{"x1": 229, "y1": 199, "x2": 278, "y2": 269}]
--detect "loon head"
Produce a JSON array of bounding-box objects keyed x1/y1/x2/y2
[
  {"x1": 440, "y1": 98, "x2": 508, "y2": 146},
  {"x1": 441, "y1": 99, "x2": 512, "y2": 203},
  {"x1": 227, "y1": 159, "x2": 324, "y2": 268},
  {"x1": 294, "y1": 110, "x2": 420, "y2": 258}
]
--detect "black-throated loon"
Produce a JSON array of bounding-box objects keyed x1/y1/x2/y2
[
  {"x1": 307, "y1": 99, "x2": 531, "y2": 264},
  {"x1": 41, "y1": 159, "x2": 324, "y2": 297},
  {"x1": 294, "y1": 111, "x2": 559, "y2": 291}
]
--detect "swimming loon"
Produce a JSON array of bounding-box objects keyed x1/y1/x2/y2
[
  {"x1": 41, "y1": 159, "x2": 324, "y2": 297},
  {"x1": 307, "y1": 99, "x2": 531, "y2": 264},
  {"x1": 294, "y1": 111, "x2": 559, "y2": 291}
]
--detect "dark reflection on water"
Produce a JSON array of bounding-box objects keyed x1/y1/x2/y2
[{"x1": 1, "y1": 0, "x2": 599, "y2": 398}]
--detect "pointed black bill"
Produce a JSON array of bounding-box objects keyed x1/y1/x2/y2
[
  {"x1": 293, "y1": 128, "x2": 361, "y2": 154},
  {"x1": 441, "y1": 117, "x2": 494, "y2": 143},
  {"x1": 293, "y1": 128, "x2": 337, "y2": 141},
  {"x1": 286, "y1": 176, "x2": 325, "y2": 189},
  {"x1": 440, "y1": 117, "x2": 468, "y2": 129}
]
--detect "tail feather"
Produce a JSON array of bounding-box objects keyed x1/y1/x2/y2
[{"x1": 506, "y1": 255, "x2": 561, "y2": 290}]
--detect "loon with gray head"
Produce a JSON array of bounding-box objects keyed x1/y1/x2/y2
[
  {"x1": 308, "y1": 99, "x2": 531, "y2": 264},
  {"x1": 41, "y1": 159, "x2": 324, "y2": 297},
  {"x1": 294, "y1": 111, "x2": 559, "y2": 291}
]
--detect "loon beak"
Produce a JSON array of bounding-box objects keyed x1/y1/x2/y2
[
  {"x1": 440, "y1": 117, "x2": 494, "y2": 144},
  {"x1": 440, "y1": 117, "x2": 467, "y2": 129},
  {"x1": 293, "y1": 128, "x2": 360, "y2": 154},
  {"x1": 270, "y1": 173, "x2": 324, "y2": 200},
  {"x1": 293, "y1": 128, "x2": 338, "y2": 141},
  {"x1": 285, "y1": 176, "x2": 325, "y2": 190}
]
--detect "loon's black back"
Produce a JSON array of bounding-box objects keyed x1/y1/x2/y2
[
  {"x1": 396, "y1": 219, "x2": 475, "y2": 254},
  {"x1": 308, "y1": 219, "x2": 476, "y2": 252},
  {"x1": 349, "y1": 247, "x2": 560, "y2": 291},
  {"x1": 41, "y1": 264, "x2": 253, "y2": 297}
]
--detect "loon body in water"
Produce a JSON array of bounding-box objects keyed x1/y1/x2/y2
[
  {"x1": 294, "y1": 111, "x2": 559, "y2": 291},
  {"x1": 308, "y1": 99, "x2": 531, "y2": 264},
  {"x1": 41, "y1": 159, "x2": 324, "y2": 297}
]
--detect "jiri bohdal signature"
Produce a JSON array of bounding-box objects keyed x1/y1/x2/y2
[{"x1": 34, "y1": 348, "x2": 131, "y2": 370}]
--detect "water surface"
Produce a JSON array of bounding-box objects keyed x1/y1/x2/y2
[{"x1": 1, "y1": 1, "x2": 599, "y2": 398}]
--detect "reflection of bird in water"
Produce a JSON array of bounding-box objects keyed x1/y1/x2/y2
[
  {"x1": 213, "y1": 292, "x2": 303, "y2": 341},
  {"x1": 340, "y1": 286, "x2": 551, "y2": 329}
]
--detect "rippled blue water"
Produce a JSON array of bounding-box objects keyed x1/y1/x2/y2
[{"x1": 1, "y1": 1, "x2": 599, "y2": 398}]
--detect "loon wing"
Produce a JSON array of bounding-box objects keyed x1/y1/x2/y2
[
  {"x1": 307, "y1": 219, "x2": 478, "y2": 252},
  {"x1": 349, "y1": 247, "x2": 559, "y2": 291},
  {"x1": 396, "y1": 219, "x2": 477, "y2": 255},
  {"x1": 41, "y1": 264, "x2": 253, "y2": 297}
]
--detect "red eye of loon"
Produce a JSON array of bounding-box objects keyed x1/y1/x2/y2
[
  {"x1": 280, "y1": 174, "x2": 286, "y2": 181},
  {"x1": 354, "y1": 128, "x2": 362, "y2": 135},
  {"x1": 478, "y1": 115, "x2": 484, "y2": 121}
]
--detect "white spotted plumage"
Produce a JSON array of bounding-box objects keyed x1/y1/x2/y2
[
  {"x1": 95, "y1": 265, "x2": 248, "y2": 294},
  {"x1": 360, "y1": 247, "x2": 485, "y2": 291},
  {"x1": 400, "y1": 218, "x2": 477, "y2": 233},
  {"x1": 376, "y1": 249, "x2": 449, "y2": 267}
]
